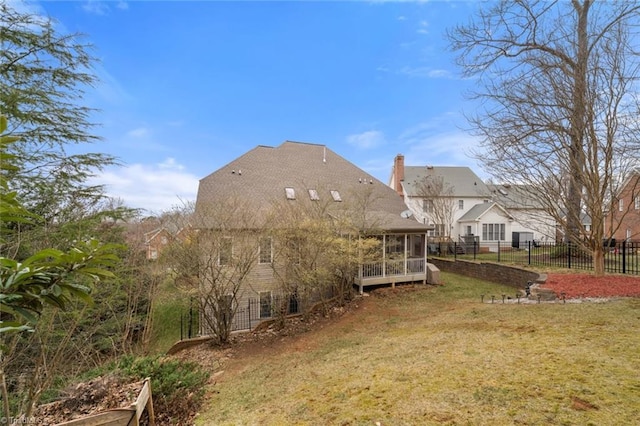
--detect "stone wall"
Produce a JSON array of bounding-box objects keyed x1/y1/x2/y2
[{"x1": 429, "y1": 258, "x2": 545, "y2": 290}]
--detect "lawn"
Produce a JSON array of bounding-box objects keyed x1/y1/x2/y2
[{"x1": 195, "y1": 272, "x2": 640, "y2": 425}]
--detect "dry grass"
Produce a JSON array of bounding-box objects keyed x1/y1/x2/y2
[{"x1": 196, "y1": 273, "x2": 640, "y2": 425}]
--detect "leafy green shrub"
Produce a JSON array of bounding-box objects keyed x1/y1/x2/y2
[{"x1": 114, "y1": 355, "x2": 210, "y2": 424}]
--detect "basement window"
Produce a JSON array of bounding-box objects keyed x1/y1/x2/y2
[
  {"x1": 330, "y1": 190, "x2": 342, "y2": 202},
  {"x1": 285, "y1": 187, "x2": 296, "y2": 200}
]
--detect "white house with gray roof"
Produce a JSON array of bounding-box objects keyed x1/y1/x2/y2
[{"x1": 389, "y1": 154, "x2": 556, "y2": 250}]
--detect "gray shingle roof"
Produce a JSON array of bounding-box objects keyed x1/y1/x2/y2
[
  {"x1": 402, "y1": 166, "x2": 490, "y2": 197},
  {"x1": 196, "y1": 141, "x2": 430, "y2": 232},
  {"x1": 458, "y1": 203, "x2": 494, "y2": 222},
  {"x1": 458, "y1": 202, "x2": 512, "y2": 222},
  {"x1": 488, "y1": 184, "x2": 544, "y2": 209}
]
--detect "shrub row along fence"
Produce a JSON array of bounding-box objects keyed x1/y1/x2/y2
[{"x1": 427, "y1": 238, "x2": 640, "y2": 275}]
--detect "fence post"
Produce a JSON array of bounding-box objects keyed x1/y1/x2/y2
[
  {"x1": 248, "y1": 299, "x2": 252, "y2": 331},
  {"x1": 567, "y1": 243, "x2": 572, "y2": 269},
  {"x1": 528, "y1": 240, "x2": 531, "y2": 265},
  {"x1": 497, "y1": 240, "x2": 501, "y2": 262},
  {"x1": 473, "y1": 240, "x2": 477, "y2": 260},
  {"x1": 454, "y1": 242, "x2": 458, "y2": 260},
  {"x1": 188, "y1": 298, "x2": 193, "y2": 339},
  {"x1": 622, "y1": 240, "x2": 627, "y2": 274}
]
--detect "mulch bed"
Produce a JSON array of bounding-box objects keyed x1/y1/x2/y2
[{"x1": 542, "y1": 273, "x2": 640, "y2": 298}]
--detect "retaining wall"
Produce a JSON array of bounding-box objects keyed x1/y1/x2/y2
[{"x1": 429, "y1": 258, "x2": 545, "y2": 290}]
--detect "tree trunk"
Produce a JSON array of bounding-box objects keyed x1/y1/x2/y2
[{"x1": 593, "y1": 245, "x2": 605, "y2": 276}]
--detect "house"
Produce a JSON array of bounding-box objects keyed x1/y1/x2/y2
[
  {"x1": 487, "y1": 183, "x2": 557, "y2": 245},
  {"x1": 195, "y1": 141, "x2": 434, "y2": 328},
  {"x1": 144, "y1": 228, "x2": 172, "y2": 260},
  {"x1": 389, "y1": 154, "x2": 555, "y2": 251},
  {"x1": 605, "y1": 170, "x2": 640, "y2": 241}
]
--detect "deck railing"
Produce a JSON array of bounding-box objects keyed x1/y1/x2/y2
[{"x1": 361, "y1": 258, "x2": 425, "y2": 278}]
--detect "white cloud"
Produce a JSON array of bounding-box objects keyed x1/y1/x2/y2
[
  {"x1": 158, "y1": 157, "x2": 184, "y2": 171},
  {"x1": 395, "y1": 116, "x2": 487, "y2": 177},
  {"x1": 127, "y1": 127, "x2": 150, "y2": 138},
  {"x1": 81, "y1": 0, "x2": 128, "y2": 15},
  {"x1": 91, "y1": 159, "x2": 199, "y2": 214},
  {"x1": 399, "y1": 66, "x2": 454, "y2": 79},
  {"x1": 417, "y1": 19, "x2": 429, "y2": 34},
  {"x1": 82, "y1": 1, "x2": 109, "y2": 16},
  {"x1": 346, "y1": 130, "x2": 385, "y2": 149}
]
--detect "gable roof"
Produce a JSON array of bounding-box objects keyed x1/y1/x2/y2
[
  {"x1": 196, "y1": 141, "x2": 430, "y2": 233},
  {"x1": 402, "y1": 166, "x2": 490, "y2": 198},
  {"x1": 458, "y1": 202, "x2": 513, "y2": 222},
  {"x1": 488, "y1": 184, "x2": 545, "y2": 209}
]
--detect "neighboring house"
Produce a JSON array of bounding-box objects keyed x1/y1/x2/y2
[
  {"x1": 605, "y1": 170, "x2": 640, "y2": 241},
  {"x1": 195, "y1": 141, "x2": 434, "y2": 322},
  {"x1": 487, "y1": 183, "x2": 557, "y2": 245},
  {"x1": 144, "y1": 224, "x2": 194, "y2": 260},
  {"x1": 389, "y1": 154, "x2": 555, "y2": 250},
  {"x1": 144, "y1": 228, "x2": 173, "y2": 260}
]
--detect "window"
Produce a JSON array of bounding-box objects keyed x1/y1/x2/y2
[
  {"x1": 259, "y1": 291, "x2": 272, "y2": 318},
  {"x1": 423, "y1": 199, "x2": 433, "y2": 213},
  {"x1": 219, "y1": 237, "x2": 232, "y2": 265},
  {"x1": 428, "y1": 224, "x2": 445, "y2": 237},
  {"x1": 161, "y1": 236, "x2": 168, "y2": 245},
  {"x1": 635, "y1": 196, "x2": 640, "y2": 210},
  {"x1": 458, "y1": 200, "x2": 464, "y2": 210},
  {"x1": 330, "y1": 190, "x2": 342, "y2": 202},
  {"x1": 627, "y1": 229, "x2": 632, "y2": 240},
  {"x1": 285, "y1": 187, "x2": 296, "y2": 200},
  {"x1": 466, "y1": 226, "x2": 472, "y2": 236},
  {"x1": 287, "y1": 237, "x2": 302, "y2": 264},
  {"x1": 482, "y1": 223, "x2": 505, "y2": 241},
  {"x1": 259, "y1": 237, "x2": 272, "y2": 264},
  {"x1": 619, "y1": 199, "x2": 624, "y2": 211},
  {"x1": 308, "y1": 189, "x2": 320, "y2": 201}
]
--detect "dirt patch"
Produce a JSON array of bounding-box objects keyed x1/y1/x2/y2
[{"x1": 34, "y1": 375, "x2": 145, "y2": 426}]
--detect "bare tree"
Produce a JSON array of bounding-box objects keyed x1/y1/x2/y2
[
  {"x1": 164, "y1": 198, "x2": 261, "y2": 345},
  {"x1": 448, "y1": 0, "x2": 640, "y2": 275},
  {"x1": 414, "y1": 175, "x2": 455, "y2": 240},
  {"x1": 269, "y1": 185, "x2": 384, "y2": 318}
]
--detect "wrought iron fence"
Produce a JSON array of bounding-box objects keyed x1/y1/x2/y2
[
  {"x1": 428, "y1": 238, "x2": 640, "y2": 275},
  {"x1": 185, "y1": 287, "x2": 339, "y2": 339}
]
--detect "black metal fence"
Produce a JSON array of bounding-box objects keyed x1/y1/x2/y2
[
  {"x1": 182, "y1": 290, "x2": 311, "y2": 339},
  {"x1": 230, "y1": 292, "x2": 301, "y2": 332},
  {"x1": 428, "y1": 238, "x2": 640, "y2": 275}
]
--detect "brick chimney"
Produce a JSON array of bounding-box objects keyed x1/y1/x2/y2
[{"x1": 393, "y1": 154, "x2": 404, "y2": 196}]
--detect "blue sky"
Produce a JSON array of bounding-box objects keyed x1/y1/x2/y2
[{"x1": 31, "y1": 0, "x2": 484, "y2": 214}]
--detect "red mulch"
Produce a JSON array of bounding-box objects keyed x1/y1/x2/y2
[{"x1": 542, "y1": 273, "x2": 640, "y2": 298}]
